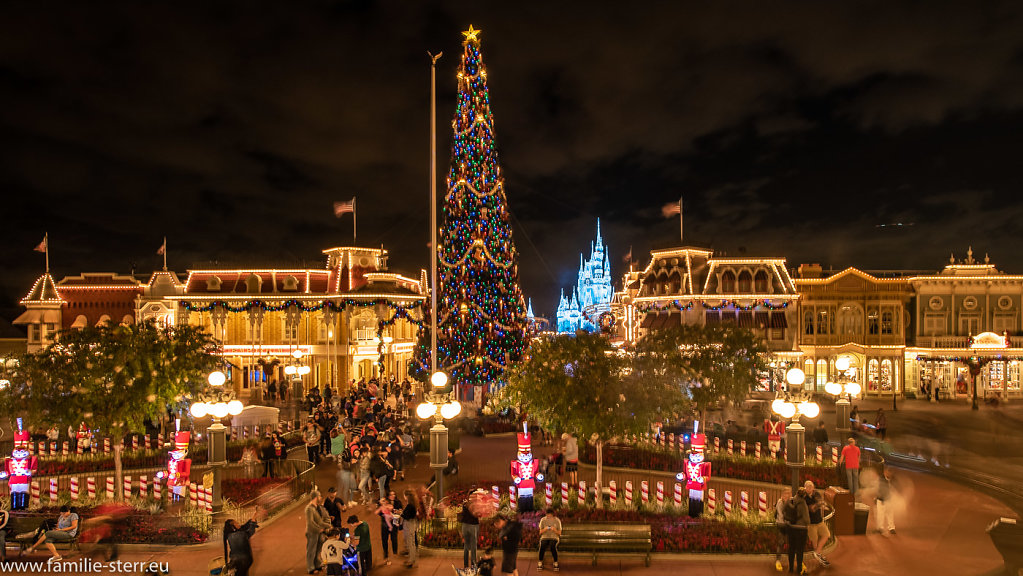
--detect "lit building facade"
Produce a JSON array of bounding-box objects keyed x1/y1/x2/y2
[
  {"x1": 793, "y1": 265, "x2": 913, "y2": 397},
  {"x1": 556, "y1": 221, "x2": 613, "y2": 333},
  {"x1": 906, "y1": 250, "x2": 1023, "y2": 399}
]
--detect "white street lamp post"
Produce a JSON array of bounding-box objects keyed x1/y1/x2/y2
[
  {"x1": 772, "y1": 368, "x2": 820, "y2": 491},
  {"x1": 189, "y1": 370, "x2": 243, "y2": 512},
  {"x1": 824, "y1": 356, "x2": 861, "y2": 434},
  {"x1": 418, "y1": 370, "x2": 461, "y2": 501}
]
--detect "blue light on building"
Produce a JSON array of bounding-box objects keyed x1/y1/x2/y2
[{"x1": 556, "y1": 220, "x2": 613, "y2": 333}]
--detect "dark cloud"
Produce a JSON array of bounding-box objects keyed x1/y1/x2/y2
[{"x1": 2, "y1": 1, "x2": 1023, "y2": 318}]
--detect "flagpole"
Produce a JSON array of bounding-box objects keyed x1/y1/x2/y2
[
  {"x1": 429, "y1": 51, "x2": 442, "y2": 384},
  {"x1": 353, "y1": 198, "x2": 357, "y2": 244},
  {"x1": 44, "y1": 232, "x2": 49, "y2": 273},
  {"x1": 679, "y1": 196, "x2": 684, "y2": 244},
  {"x1": 163, "y1": 236, "x2": 168, "y2": 271}
]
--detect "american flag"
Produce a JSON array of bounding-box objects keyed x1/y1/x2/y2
[
  {"x1": 333, "y1": 198, "x2": 355, "y2": 217},
  {"x1": 34, "y1": 236, "x2": 47, "y2": 253},
  {"x1": 156, "y1": 238, "x2": 166, "y2": 255},
  {"x1": 662, "y1": 201, "x2": 681, "y2": 217}
]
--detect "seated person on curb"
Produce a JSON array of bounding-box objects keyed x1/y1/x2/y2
[{"x1": 26, "y1": 505, "x2": 78, "y2": 561}]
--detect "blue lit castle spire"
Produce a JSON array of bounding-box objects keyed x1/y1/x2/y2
[{"x1": 556, "y1": 220, "x2": 613, "y2": 333}]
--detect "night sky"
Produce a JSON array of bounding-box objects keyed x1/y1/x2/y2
[{"x1": 3, "y1": 1, "x2": 1023, "y2": 319}]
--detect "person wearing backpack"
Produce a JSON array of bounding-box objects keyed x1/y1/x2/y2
[
  {"x1": 773, "y1": 487, "x2": 792, "y2": 571},
  {"x1": 784, "y1": 488, "x2": 811, "y2": 574}
]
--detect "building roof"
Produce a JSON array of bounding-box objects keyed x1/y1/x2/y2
[{"x1": 21, "y1": 273, "x2": 63, "y2": 304}]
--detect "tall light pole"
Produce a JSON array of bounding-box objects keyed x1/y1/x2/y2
[
  {"x1": 189, "y1": 370, "x2": 243, "y2": 512},
  {"x1": 772, "y1": 368, "x2": 820, "y2": 492},
  {"x1": 825, "y1": 356, "x2": 861, "y2": 435}
]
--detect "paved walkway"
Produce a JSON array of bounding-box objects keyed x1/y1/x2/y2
[{"x1": 5, "y1": 428, "x2": 1015, "y2": 575}]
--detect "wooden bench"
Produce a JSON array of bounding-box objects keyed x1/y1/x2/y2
[
  {"x1": 5, "y1": 515, "x2": 80, "y2": 556},
  {"x1": 557, "y1": 523, "x2": 651, "y2": 566}
]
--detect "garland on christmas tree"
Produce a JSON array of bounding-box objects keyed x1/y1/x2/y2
[{"x1": 435, "y1": 26, "x2": 527, "y2": 397}]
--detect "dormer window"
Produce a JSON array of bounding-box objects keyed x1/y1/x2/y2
[
  {"x1": 206, "y1": 276, "x2": 222, "y2": 291},
  {"x1": 283, "y1": 275, "x2": 299, "y2": 292}
]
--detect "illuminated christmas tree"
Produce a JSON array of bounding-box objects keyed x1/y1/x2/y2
[{"x1": 436, "y1": 25, "x2": 527, "y2": 401}]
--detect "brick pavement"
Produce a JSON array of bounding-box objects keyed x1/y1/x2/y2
[{"x1": 5, "y1": 429, "x2": 1014, "y2": 575}]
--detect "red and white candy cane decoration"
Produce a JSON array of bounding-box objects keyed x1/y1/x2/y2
[
  {"x1": 832, "y1": 447, "x2": 839, "y2": 465},
  {"x1": 254, "y1": 425, "x2": 260, "y2": 438},
  {"x1": 740, "y1": 491, "x2": 749, "y2": 514},
  {"x1": 49, "y1": 478, "x2": 58, "y2": 501},
  {"x1": 578, "y1": 481, "x2": 586, "y2": 506},
  {"x1": 724, "y1": 490, "x2": 733, "y2": 514},
  {"x1": 144, "y1": 434, "x2": 151, "y2": 450},
  {"x1": 87, "y1": 477, "x2": 96, "y2": 500},
  {"x1": 132, "y1": 436, "x2": 139, "y2": 451},
  {"x1": 140, "y1": 475, "x2": 148, "y2": 497},
  {"x1": 30, "y1": 481, "x2": 40, "y2": 505},
  {"x1": 104, "y1": 438, "x2": 111, "y2": 454},
  {"x1": 707, "y1": 488, "x2": 716, "y2": 514},
  {"x1": 561, "y1": 482, "x2": 569, "y2": 504},
  {"x1": 713, "y1": 436, "x2": 720, "y2": 453},
  {"x1": 783, "y1": 445, "x2": 788, "y2": 460},
  {"x1": 154, "y1": 477, "x2": 162, "y2": 501},
  {"x1": 727, "y1": 439, "x2": 734, "y2": 455},
  {"x1": 54, "y1": 442, "x2": 61, "y2": 456},
  {"x1": 640, "y1": 481, "x2": 649, "y2": 504},
  {"x1": 593, "y1": 483, "x2": 601, "y2": 508},
  {"x1": 609, "y1": 481, "x2": 617, "y2": 506},
  {"x1": 508, "y1": 486, "x2": 517, "y2": 510},
  {"x1": 755, "y1": 442, "x2": 762, "y2": 459},
  {"x1": 545, "y1": 483, "x2": 553, "y2": 507},
  {"x1": 70, "y1": 477, "x2": 79, "y2": 500},
  {"x1": 204, "y1": 486, "x2": 213, "y2": 512},
  {"x1": 816, "y1": 445, "x2": 823, "y2": 464},
  {"x1": 123, "y1": 476, "x2": 132, "y2": 499},
  {"x1": 674, "y1": 482, "x2": 683, "y2": 507},
  {"x1": 28, "y1": 442, "x2": 35, "y2": 455},
  {"x1": 38, "y1": 441, "x2": 46, "y2": 456},
  {"x1": 189, "y1": 482, "x2": 198, "y2": 507},
  {"x1": 625, "y1": 481, "x2": 634, "y2": 507},
  {"x1": 76, "y1": 441, "x2": 83, "y2": 456},
  {"x1": 492, "y1": 485, "x2": 500, "y2": 502},
  {"x1": 758, "y1": 491, "x2": 768, "y2": 516},
  {"x1": 655, "y1": 481, "x2": 664, "y2": 507},
  {"x1": 668, "y1": 433, "x2": 675, "y2": 447},
  {"x1": 740, "y1": 440, "x2": 747, "y2": 457},
  {"x1": 106, "y1": 477, "x2": 115, "y2": 500}
]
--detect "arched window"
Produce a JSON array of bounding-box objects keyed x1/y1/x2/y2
[
  {"x1": 804, "y1": 359, "x2": 813, "y2": 383},
  {"x1": 838, "y1": 305, "x2": 863, "y2": 335},
  {"x1": 206, "y1": 276, "x2": 222, "y2": 291},
  {"x1": 880, "y1": 359, "x2": 893, "y2": 391},
  {"x1": 754, "y1": 271, "x2": 769, "y2": 293},
  {"x1": 816, "y1": 310, "x2": 830, "y2": 335},
  {"x1": 804, "y1": 311, "x2": 814, "y2": 335},
  {"x1": 816, "y1": 359, "x2": 827, "y2": 389},
  {"x1": 737, "y1": 271, "x2": 752, "y2": 292},
  {"x1": 721, "y1": 271, "x2": 736, "y2": 293},
  {"x1": 881, "y1": 311, "x2": 894, "y2": 335},
  {"x1": 867, "y1": 309, "x2": 879, "y2": 335},
  {"x1": 868, "y1": 359, "x2": 880, "y2": 391}
]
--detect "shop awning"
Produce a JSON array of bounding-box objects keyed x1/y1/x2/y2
[
  {"x1": 738, "y1": 311, "x2": 754, "y2": 328},
  {"x1": 13, "y1": 308, "x2": 61, "y2": 325},
  {"x1": 755, "y1": 312, "x2": 770, "y2": 328},
  {"x1": 70, "y1": 315, "x2": 89, "y2": 329},
  {"x1": 705, "y1": 312, "x2": 720, "y2": 324},
  {"x1": 770, "y1": 313, "x2": 788, "y2": 328},
  {"x1": 653, "y1": 314, "x2": 676, "y2": 330},
  {"x1": 640, "y1": 314, "x2": 656, "y2": 329}
]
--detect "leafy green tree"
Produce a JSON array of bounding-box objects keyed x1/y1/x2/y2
[
  {"x1": 635, "y1": 324, "x2": 769, "y2": 424},
  {"x1": 0, "y1": 320, "x2": 220, "y2": 499},
  {"x1": 504, "y1": 333, "x2": 689, "y2": 489}
]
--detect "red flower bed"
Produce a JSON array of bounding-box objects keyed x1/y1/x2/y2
[
  {"x1": 24, "y1": 505, "x2": 207, "y2": 545},
  {"x1": 422, "y1": 508, "x2": 776, "y2": 554},
  {"x1": 222, "y1": 478, "x2": 288, "y2": 504},
  {"x1": 584, "y1": 444, "x2": 839, "y2": 488}
]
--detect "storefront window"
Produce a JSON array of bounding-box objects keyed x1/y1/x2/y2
[
  {"x1": 868, "y1": 359, "x2": 879, "y2": 391},
  {"x1": 987, "y1": 361, "x2": 1005, "y2": 391},
  {"x1": 1009, "y1": 361, "x2": 1021, "y2": 391},
  {"x1": 880, "y1": 359, "x2": 893, "y2": 392},
  {"x1": 816, "y1": 359, "x2": 827, "y2": 389}
]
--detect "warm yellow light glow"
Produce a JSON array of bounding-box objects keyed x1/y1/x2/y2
[
  {"x1": 208, "y1": 371, "x2": 226, "y2": 387},
  {"x1": 846, "y1": 382, "x2": 861, "y2": 397},
  {"x1": 284, "y1": 366, "x2": 297, "y2": 375},
  {"x1": 462, "y1": 24, "x2": 482, "y2": 42},
  {"x1": 786, "y1": 368, "x2": 805, "y2": 387},
  {"x1": 440, "y1": 401, "x2": 462, "y2": 420},
  {"x1": 835, "y1": 356, "x2": 851, "y2": 372},
  {"x1": 779, "y1": 402, "x2": 796, "y2": 419},
  {"x1": 416, "y1": 403, "x2": 437, "y2": 419},
  {"x1": 298, "y1": 366, "x2": 311, "y2": 375},
  {"x1": 800, "y1": 401, "x2": 820, "y2": 419},
  {"x1": 771, "y1": 398, "x2": 786, "y2": 414},
  {"x1": 227, "y1": 400, "x2": 244, "y2": 416},
  {"x1": 292, "y1": 349, "x2": 304, "y2": 359},
  {"x1": 431, "y1": 371, "x2": 448, "y2": 389},
  {"x1": 190, "y1": 402, "x2": 208, "y2": 419},
  {"x1": 211, "y1": 403, "x2": 230, "y2": 419},
  {"x1": 824, "y1": 382, "x2": 841, "y2": 396}
]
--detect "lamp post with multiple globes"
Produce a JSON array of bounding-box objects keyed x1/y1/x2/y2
[
  {"x1": 824, "y1": 356, "x2": 861, "y2": 435},
  {"x1": 771, "y1": 368, "x2": 820, "y2": 491},
  {"x1": 284, "y1": 349, "x2": 311, "y2": 406},
  {"x1": 189, "y1": 370, "x2": 244, "y2": 512},
  {"x1": 417, "y1": 370, "x2": 461, "y2": 501}
]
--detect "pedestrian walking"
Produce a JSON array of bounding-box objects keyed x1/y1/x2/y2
[
  {"x1": 495, "y1": 513, "x2": 523, "y2": 576},
  {"x1": 811, "y1": 421, "x2": 828, "y2": 449},
  {"x1": 773, "y1": 486, "x2": 792, "y2": 572},
  {"x1": 305, "y1": 418, "x2": 322, "y2": 464},
  {"x1": 838, "y1": 437, "x2": 861, "y2": 497},
  {"x1": 802, "y1": 481, "x2": 831, "y2": 567},
  {"x1": 783, "y1": 488, "x2": 810, "y2": 574},
  {"x1": 875, "y1": 466, "x2": 897, "y2": 535},
  {"x1": 358, "y1": 449, "x2": 373, "y2": 504},
  {"x1": 400, "y1": 489, "x2": 422, "y2": 568},
  {"x1": 875, "y1": 408, "x2": 888, "y2": 440},
  {"x1": 561, "y1": 433, "x2": 579, "y2": 487},
  {"x1": 348, "y1": 514, "x2": 373, "y2": 575},
  {"x1": 336, "y1": 448, "x2": 357, "y2": 509},
  {"x1": 306, "y1": 490, "x2": 333, "y2": 574},
  {"x1": 537, "y1": 508, "x2": 561, "y2": 572},
  {"x1": 223, "y1": 507, "x2": 264, "y2": 576},
  {"x1": 460, "y1": 497, "x2": 480, "y2": 568},
  {"x1": 375, "y1": 498, "x2": 399, "y2": 565}
]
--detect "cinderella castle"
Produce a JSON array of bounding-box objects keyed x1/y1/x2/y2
[{"x1": 556, "y1": 220, "x2": 614, "y2": 333}]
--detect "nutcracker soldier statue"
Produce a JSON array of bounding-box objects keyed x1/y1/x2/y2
[
  {"x1": 765, "y1": 416, "x2": 786, "y2": 458},
  {"x1": 677, "y1": 432, "x2": 711, "y2": 517},
  {"x1": 510, "y1": 422, "x2": 544, "y2": 511},
  {"x1": 157, "y1": 431, "x2": 192, "y2": 501},
  {"x1": 1, "y1": 420, "x2": 38, "y2": 510}
]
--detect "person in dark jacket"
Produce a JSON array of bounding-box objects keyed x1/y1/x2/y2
[
  {"x1": 459, "y1": 498, "x2": 480, "y2": 568},
  {"x1": 494, "y1": 513, "x2": 523, "y2": 576},
  {"x1": 224, "y1": 507, "x2": 264, "y2": 576},
  {"x1": 784, "y1": 488, "x2": 811, "y2": 574}
]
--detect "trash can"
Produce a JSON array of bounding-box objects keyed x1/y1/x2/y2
[
  {"x1": 987, "y1": 517, "x2": 1023, "y2": 574},
  {"x1": 826, "y1": 486, "x2": 854, "y2": 535},
  {"x1": 853, "y1": 503, "x2": 870, "y2": 535}
]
